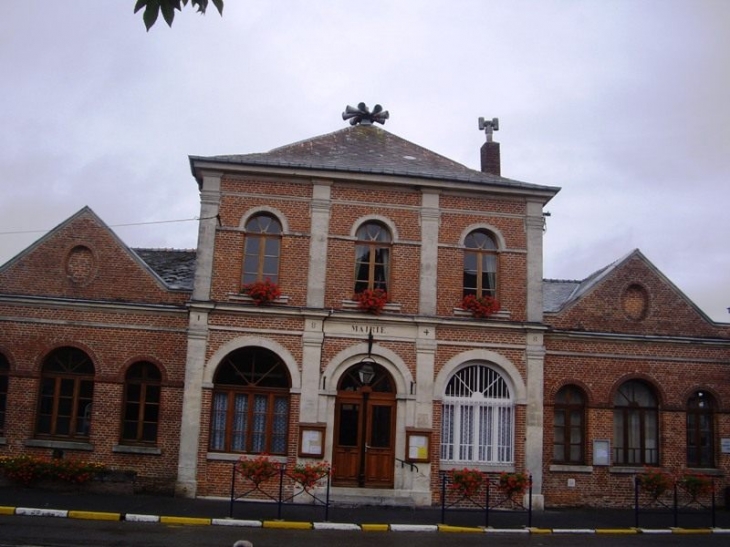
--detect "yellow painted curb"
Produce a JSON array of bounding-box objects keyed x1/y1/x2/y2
[
  {"x1": 595, "y1": 529, "x2": 638, "y2": 535},
  {"x1": 361, "y1": 524, "x2": 389, "y2": 532},
  {"x1": 671, "y1": 528, "x2": 712, "y2": 535},
  {"x1": 0, "y1": 507, "x2": 16, "y2": 516},
  {"x1": 159, "y1": 516, "x2": 211, "y2": 526},
  {"x1": 262, "y1": 520, "x2": 313, "y2": 530},
  {"x1": 438, "y1": 525, "x2": 484, "y2": 533},
  {"x1": 528, "y1": 528, "x2": 552, "y2": 534},
  {"x1": 68, "y1": 511, "x2": 121, "y2": 521}
]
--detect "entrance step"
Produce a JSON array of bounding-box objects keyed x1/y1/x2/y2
[{"x1": 326, "y1": 487, "x2": 429, "y2": 507}]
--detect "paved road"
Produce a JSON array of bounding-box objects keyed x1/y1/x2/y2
[{"x1": 1, "y1": 516, "x2": 729, "y2": 547}]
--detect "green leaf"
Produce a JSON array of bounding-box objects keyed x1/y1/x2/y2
[
  {"x1": 160, "y1": 0, "x2": 176, "y2": 26},
  {"x1": 211, "y1": 0, "x2": 224, "y2": 15},
  {"x1": 133, "y1": 0, "x2": 147, "y2": 14},
  {"x1": 142, "y1": 1, "x2": 161, "y2": 31}
]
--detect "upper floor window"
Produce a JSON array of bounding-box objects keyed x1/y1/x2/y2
[
  {"x1": 242, "y1": 214, "x2": 282, "y2": 285},
  {"x1": 440, "y1": 364, "x2": 513, "y2": 464},
  {"x1": 121, "y1": 361, "x2": 162, "y2": 445},
  {"x1": 553, "y1": 385, "x2": 586, "y2": 465},
  {"x1": 210, "y1": 347, "x2": 290, "y2": 455},
  {"x1": 0, "y1": 353, "x2": 8, "y2": 437},
  {"x1": 613, "y1": 380, "x2": 658, "y2": 465},
  {"x1": 36, "y1": 347, "x2": 94, "y2": 440},
  {"x1": 463, "y1": 230, "x2": 498, "y2": 298},
  {"x1": 687, "y1": 390, "x2": 715, "y2": 468},
  {"x1": 354, "y1": 221, "x2": 391, "y2": 293}
]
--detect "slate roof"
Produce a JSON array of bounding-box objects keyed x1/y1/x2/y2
[
  {"x1": 133, "y1": 249, "x2": 196, "y2": 291},
  {"x1": 190, "y1": 125, "x2": 559, "y2": 193},
  {"x1": 542, "y1": 251, "x2": 636, "y2": 313}
]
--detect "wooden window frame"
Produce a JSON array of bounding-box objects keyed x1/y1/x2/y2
[
  {"x1": 120, "y1": 362, "x2": 161, "y2": 445},
  {"x1": 36, "y1": 348, "x2": 94, "y2": 440},
  {"x1": 0, "y1": 353, "x2": 8, "y2": 436},
  {"x1": 553, "y1": 385, "x2": 586, "y2": 465},
  {"x1": 612, "y1": 381, "x2": 658, "y2": 466},
  {"x1": 242, "y1": 214, "x2": 282, "y2": 286},
  {"x1": 354, "y1": 222, "x2": 392, "y2": 294},
  {"x1": 687, "y1": 391, "x2": 715, "y2": 468},
  {"x1": 463, "y1": 230, "x2": 499, "y2": 299}
]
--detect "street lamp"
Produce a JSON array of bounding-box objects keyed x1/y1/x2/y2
[{"x1": 358, "y1": 362, "x2": 375, "y2": 386}]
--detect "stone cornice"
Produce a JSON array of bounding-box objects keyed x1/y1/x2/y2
[
  {"x1": 546, "y1": 329, "x2": 730, "y2": 347},
  {"x1": 0, "y1": 294, "x2": 187, "y2": 315}
]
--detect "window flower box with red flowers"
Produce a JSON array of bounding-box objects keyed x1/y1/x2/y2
[
  {"x1": 449, "y1": 468, "x2": 485, "y2": 499},
  {"x1": 237, "y1": 455, "x2": 279, "y2": 486},
  {"x1": 242, "y1": 279, "x2": 281, "y2": 306},
  {"x1": 637, "y1": 467, "x2": 673, "y2": 499},
  {"x1": 353, "y1": 288, "x2": 388, "y2": 315},
  {"x1": 498, "y1": 471, "x2": 530, "y2": 499},
  {"x1": 679, "y1": 472, "x2": 713, "y2": 500},
  {"x1": 460, "y1": 294, "x2": 501, "y2": 318},
  {"x1": 289, "y1": 461, "x2": 331, "y2": 491}
]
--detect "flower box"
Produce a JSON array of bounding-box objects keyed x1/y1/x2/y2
[
  {"x1": 242, "y1": 279, "x2": 281, "y2": 306},
  {"x1": 460, "y1": 294, "x2": 501, "y2": 318},
  {"x1": 353, "y1": 288, "x2": 388, "y2": 315}
]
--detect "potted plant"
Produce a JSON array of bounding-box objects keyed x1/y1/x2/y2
[
  {"x1": 242, "y1": 279, "x2": 281, "y2": 306},
  {"x1": 289, "y1": 461, "x2": 331, "y2": 490},
  {"x1": 449, "y1": 468, "x2": 484, "y2": 498},
  {"x1": 237, "y1": 455, "x2": 279, "y2": 486},
  {"x1": 637, "y1": 467, "x2": 673, "y2": 499},
  {"x1": 498, "y1": 471, "x2": 530, "y2": 498},
  {"x1": 353, "y1": 288, "x2": 388, "y2": 315},
  {"x1": 460, "y1": 294, "x2": 501, "y2": 318}
]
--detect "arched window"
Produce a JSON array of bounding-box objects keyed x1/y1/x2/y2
[
  {"x1": 553, "y1": 385, "x2": 586, "y2": 464},
  {"x1": 441, "y1": 364, "x2": 513, "y2": 464},
  {"x1": 354, "y1": 221, "x2": 391, "y2": 293},
  {"x1": 242, "y1": 214, "x2": 282, "y2": 285},
  {"x1": 463, "y1": 229, "x2": 499, "y2": 298},
  {"x1": 121, "y1": 361, "x2": 162, "y2": 445},
  {"x1": 210, "y1": 347, "x2": 290, "y2": 454},
  {"x1": 613, "y1": 380, "x2": 658, "y2": 465},
  {"x1": 0, "y1": 353, "x2": 8, "y2": 436},
  {"x1": 36, "y1": 347, "x2": 95, "y2": 439},
  {"x1": 687, "y1": 391, "x2": 715, "y2": 468}
]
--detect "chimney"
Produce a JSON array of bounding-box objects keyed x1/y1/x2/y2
[{"x1": 478, "y1": 117, "x2": 500, "y2": 176}]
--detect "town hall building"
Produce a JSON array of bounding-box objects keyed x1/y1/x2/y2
[{"x1": 1, "y1": 104, "x2": 728, "y2": 508}]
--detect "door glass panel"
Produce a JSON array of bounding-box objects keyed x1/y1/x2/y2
[
  {"x1": 369, "y1": 405, "x2": 391, "y2": 448},
  {"x1": 338, "y1": 403, "x2": 359, "y2": 446}
]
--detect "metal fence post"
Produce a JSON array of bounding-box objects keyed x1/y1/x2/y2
[
  {"x1": 324, "y1": 468, "x2": 331, "y2": 522},
  {"x1": 440, "y1": 472, "x2": 446, "y2": 524},
  {"x1": 634, "y1": 475, "x2": 640, "y2": 529},
  {"x1": 229, "y1": 461, "x2": 237, "y2": 518},
  {"x1": 528, "y1": 474, "x2": 533, "y2": 528},
  {"x1": 276, "y1": 464, "x2": 285, "y2": 520}
]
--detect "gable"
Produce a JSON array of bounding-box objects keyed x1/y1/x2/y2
[
  {"x1": 546, "y1": 250, "x2": 729, "y2": 339},
  {"x1": 0, "y1": 207, "x2": 190, "y2": 305}
]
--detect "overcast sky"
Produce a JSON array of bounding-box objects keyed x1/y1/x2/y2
[{"x1": 1, "y1": 0, "x2": 728, "y2": 321}]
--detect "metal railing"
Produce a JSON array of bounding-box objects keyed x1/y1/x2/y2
[
  {"x1": 229, "y1": 461, "x2": 331, "y2": 521},
  {"x1": 439, "y1": 471, "x2": 532, "y2": 528},
  {"x1": 634, "y1": 474, "x2": 716, "y2": 528}
]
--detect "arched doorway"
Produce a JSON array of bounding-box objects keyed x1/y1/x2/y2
[{"x1": 333, "y1": 361, "x2": 396, "y2": 488}]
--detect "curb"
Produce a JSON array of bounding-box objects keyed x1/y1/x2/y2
[{"x1": 1, "y1": 505, "x2": 729, "y2": 534}]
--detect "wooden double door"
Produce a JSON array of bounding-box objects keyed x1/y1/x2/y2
[{"x1": 332, "y1": 365, "x2": 396, "y2": 487}]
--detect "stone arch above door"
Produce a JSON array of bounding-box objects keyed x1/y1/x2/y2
[{"x1": 323, "y1": 342, "x2": 413, "y2": 396}]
